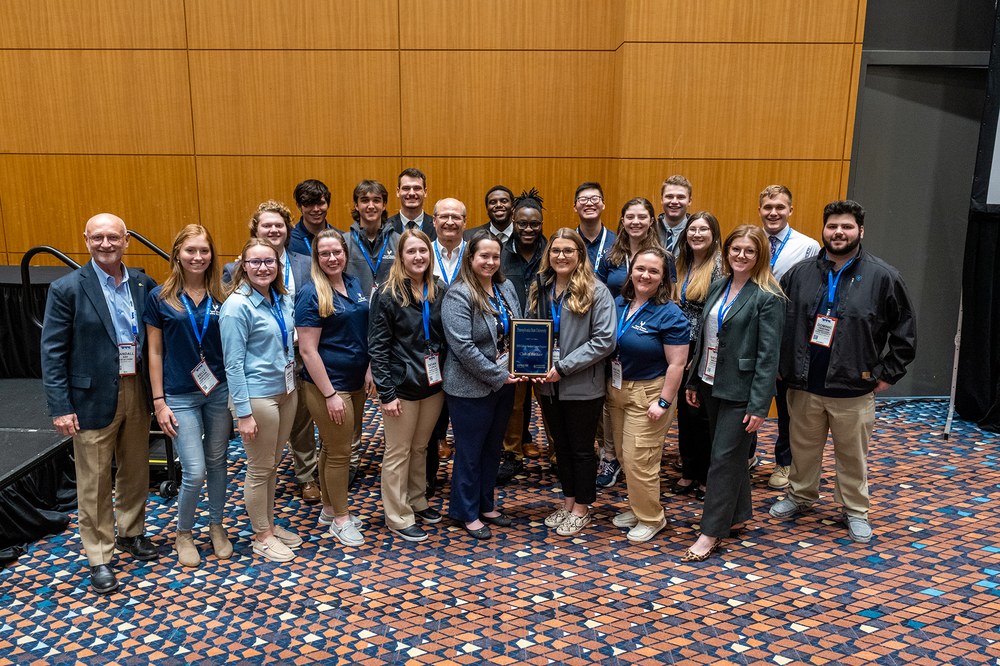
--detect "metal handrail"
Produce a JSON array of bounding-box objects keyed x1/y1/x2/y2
[
  {"x1": 20, "y1": 246, "x2": 81, "y2": 329},
  {"x1": 128, "y1": 230, "x2": 170, "y2": 261}
]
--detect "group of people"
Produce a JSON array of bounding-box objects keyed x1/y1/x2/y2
[{"x1": 40, "y1": 169, "x2": 916, "y2": 595}]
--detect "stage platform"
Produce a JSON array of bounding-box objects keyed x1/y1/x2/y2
[{"x1": 0, "y1": 378, "x2": 70, "y2": 487}]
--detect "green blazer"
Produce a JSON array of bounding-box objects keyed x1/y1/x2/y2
[{"x1": 686, "y1": 276, "x2": 785, "y2": 416}]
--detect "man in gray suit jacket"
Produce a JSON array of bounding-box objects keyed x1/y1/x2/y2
[{"x1": 41, "y1": 213, "x2": 158, "y2": 595}]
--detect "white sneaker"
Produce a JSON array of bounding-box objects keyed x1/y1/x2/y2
[
  {"x1": 272, "y1": 524, "x2": 302, "y2": 548},
  {"x1": 768, "y1": 465, "x2": 791, "y2": 489},
  {"x1": 612, "y1": 511, "x2": 639, "y2": 528},
  {"x1": 556, "y1": 511, "x2": 591, "y2": 536},
  {"x1": 319, "y1": 511, "x2": 363, "y2": 529},
  {"x1": 328, "y1": 519, "x2": 365, "y2": 547},
  {"x1": 253, "y1": 535, "x2": 295, "y2": 562},
  {"x1": 544, "y1": 508, "x2": 570, "y2": 528},
  {"x1": 747, "y1": 455, "x2": 759, "y2": 470},
  {"x1": 627, "y1": 518, "x2": 667, "y2": 543}
]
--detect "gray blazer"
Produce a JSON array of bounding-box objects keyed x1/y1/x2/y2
[
  {"x1": 529, "y1": 277, "x2": 617, "y2": 400},
  {"x1": 441, "y1": 279, "x2": 521, "y2": 398}
]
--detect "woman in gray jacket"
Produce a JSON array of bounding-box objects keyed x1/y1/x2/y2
[
  {"x1": 442, "y1": 232, "x2": 523, "y2": 540},
  {"x1": 528, "y1": 228, "x2": 617, "y2": 536}
]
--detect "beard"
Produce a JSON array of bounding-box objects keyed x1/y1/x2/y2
[{"x1": 823, "y1": 234, "x2": 861, "y2": 258}]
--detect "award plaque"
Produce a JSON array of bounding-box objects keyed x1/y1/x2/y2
[{"x1": 509, "y1": 319, "x2": 554, "y2": 377}]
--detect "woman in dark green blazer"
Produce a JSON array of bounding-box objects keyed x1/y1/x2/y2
[{"x1": 682, "y1": 225, "x2": 785, "y2": 561}]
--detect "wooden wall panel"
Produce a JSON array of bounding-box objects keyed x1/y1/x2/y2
[
  {"x1": 0, "y1": 51, "x2": 193, "y2": 155},
  {"x1": 188, "y1": 51, "x2": 400, "y2": 156},
  {"x1": 399, "y1": 0, "x2": 620, "y2": 50},
  {"x1": 614, "y1": 159, "x2": 845, "y2": 242},
  {"x1": 623, "y1": 0, "x2": 858, "y2": 43},
  {"x1": 616, "y1": 43, "x2": 855, "y2": 160},
  {"x1": 402, "y1": 52, "x2": 615, "y2": 158},
  {"x1": 0, "y1": 0, "x2": 186, "y2": 49},
  {"x1": 0, "y1": 155, "x2": 199, "y2": 255},
  {"x1": 185, "y1": 0, "x2": 398, "y2": 50},
  {"x1": 196, "y1": 156, "x2": 403, "y2": 258}
]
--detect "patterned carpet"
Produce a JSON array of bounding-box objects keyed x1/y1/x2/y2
[{"x1": 1, "y1": 399, "x2": 999, "y2": 665}]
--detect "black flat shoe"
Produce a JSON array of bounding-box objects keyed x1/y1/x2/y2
[
  {"x1": 463, "y1": 523, "x2": 492, "y2": 540},
  {"x1": 480, "y1": 513, "x2": 512, "y2": 527},
  {"x1": 115, "y1": 534, "x2": 159, "y2": 561},
  {"x1": 694, "y1": 486, "x2": 707, "y2": 501},
  {"x1": 415, "y1": 507, "x2": 443, "y2": 524},
  {"x1": 670, "y1": 478, "x2": 695, "y2": 495},
  {"x1": 90, "y1": 564, "x2": 119, "y2": 594}
]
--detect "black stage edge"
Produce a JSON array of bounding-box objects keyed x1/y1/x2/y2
[{"x1": 0, "y1": 379, "x2": 76, "y2": 558}]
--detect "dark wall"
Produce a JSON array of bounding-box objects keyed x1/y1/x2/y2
[{"x1": 863, "y1": 0, "x2": 994, "y2": 51}]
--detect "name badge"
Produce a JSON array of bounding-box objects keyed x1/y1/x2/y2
[
  {"x1": 191, "y1": 360, "x2": 220, "y2": 396},
  {"x1": 704, "y1": 347, "x2": 718, "y2": 381},
  {"x1": 425, "y1": 353, "x2": 443, "y2": 386},
  {"x1": 810, "y1": 315, "x2": 837, "y2": 347},
  {"x1": 552, "y1": 344, "x2": 561, "y2": 365},
  {"x1": 118, "y1": 342, "x2": 137, "y2": 376},
  {"x1": 610, "y1": 358, "x2": 623, "y2": 390},
  {"x1": 284, "y1": 361, "x2": 296, "y2": 394},
  {"x1": 497, "y1": 352, "x2": 509, "y2": 370}
]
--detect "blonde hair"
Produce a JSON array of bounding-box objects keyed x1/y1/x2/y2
[
  {"x1": 722, "y1": 225, "x2": 785, "y2": 298},
  {"x1": 309, "y1": 229, "x2": 350, "y2": 317},
  {"x1": 248, "y1": 200, "x2": 293, "y2": 243},
  {"x1": 382, "y1": 229, "x2": 437, "y2": 307},
  {"x1": 527, "y1": 228, "x2": 595, "y2": 316},
  {"x1": 673, "y1": 211, "x2": 722, "y2": 304},
  {"x1": 159, "y1": 224, "x2": 225, "y2": 311},
  {"x1": 226, "y1": 238, "x2": 287, "y2": 297}
]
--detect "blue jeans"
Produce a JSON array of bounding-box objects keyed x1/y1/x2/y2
[{"x1": 167, "y1": 385, "x2": 232, "y2": 531}]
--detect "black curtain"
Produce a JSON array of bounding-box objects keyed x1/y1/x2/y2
[
  {"x1": 957, "y1": 6, "x2": 1000, "y2": 430},
  {"x1": 0, "y1": 452, "x2": 76, "y2": 552}
]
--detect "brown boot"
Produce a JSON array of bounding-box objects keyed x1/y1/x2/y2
[
  {"x1": 209, "y1": 523, "x2": 233, "y2": 559},
  {"x1": 175, "y1": 531, "x2": 200, "y2": 568}
]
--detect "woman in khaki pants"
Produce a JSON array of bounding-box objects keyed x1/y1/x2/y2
[{"x1": 606, "y1": 247, "x2": 690, "y2": 542}]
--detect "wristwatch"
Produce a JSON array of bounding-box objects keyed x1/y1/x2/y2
[{"x1": 658, "y1": 397, "x2": 671, "y2": 409}]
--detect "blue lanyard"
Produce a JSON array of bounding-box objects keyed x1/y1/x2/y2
[
  {"x1": 433, "y1": 241, "x2": 464, "y2": 285},
  {"x1": 769, "y1": 227, "x2": 792, "y2": 269},
  {"x1": 579, "y1": 226, "x2": 607, "y2": 271},
  {"x1": 680, "y1": 270, "x2": 691, "y2": 305},
  {"x1": 353, "y1": 230, "x2": 390, "y2": 277},
  {"x1": 180, "y1": 293, "x2": 212, "y2": 356},
  {"x1": 616, "y1": 302, "x2": 648, "y2": 343},
  {"x1": 421, "y1": 282, "x2": 432, "y2": 343},
  {"x1": 550, "y1": 286, "x2": 564, "y2": 335},
  {"x1": 825, "y1": 257, "x2": 857, "y2": 316},
  {"x1": 302, "y1": 224, "x2": 330, "y2": 255},
  {"x1": 283, "y1": 255, "x2": 290, "y2": 289},
  {"x1": 490, "y1": 284, "x2": 509, "y2": 336},
  {"x1": 716, "y1": 279, "x2": 741, "y2": 331},
  {"x1": 269, "y1": 289, "x2": 289, "y2": 356}
]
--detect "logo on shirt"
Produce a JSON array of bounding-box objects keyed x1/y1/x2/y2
[
  {"x1": 210, "y1": 302, "x2": 221, "y2": 315},
  {"x1": 356, "y1": 292, "x2": 367, "y2": 303},
  {"x1": 633, "y1": 321, "x2": 650, "y2": 334}
]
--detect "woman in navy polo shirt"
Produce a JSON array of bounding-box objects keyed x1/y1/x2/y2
[
  {"x1": 605, "y1": 247, "x2": 689, "y2": 543},
  {"x1": 295, "y1": 229, "x2": 374, "y2": 547},
  {"x1": 145, "y1": 224, "x2": 231, "y2": 568},
  {"x1": 597, "y1": 197, "x2": 665, "y2": 298}
]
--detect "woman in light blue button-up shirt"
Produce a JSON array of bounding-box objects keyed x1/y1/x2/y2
[{"x1": 220, "y1": 237, "x2": 300, "y2": 563}]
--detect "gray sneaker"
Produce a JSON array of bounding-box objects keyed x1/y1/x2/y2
[
  {"x1": 844, "y1": 515, "x2": 872, "y2": 543},
  {"x1": 328, "y1": 519, "x2": 365, "y2": 547},
  {"x1": 769, "y1": 497, "x2": 806, "y2": 519},
  {"x1": 612, "y1": 510, "x2": 639, "y2": 528}
]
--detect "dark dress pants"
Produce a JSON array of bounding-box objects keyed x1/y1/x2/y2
[
  {"x1": 537, "y1": 393, "x2": 603, "y2": 506},
  {"x1": 699, "y1": 380, "x2": 754, "y2": 538},
  {"x1": 677, "y1": 343, "x2": 711, "y2": 483}
]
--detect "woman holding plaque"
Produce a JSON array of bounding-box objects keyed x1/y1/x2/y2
[
  {"x1": 145, "y1": 224, "x2": 231, "y2": 568},
  {"x1": 682, "y1": 225, "x2": 785, "y2": 561},
  {"x1": 605, "y1": 247, "x2": 689, "y2": 542},
  {"x1": 528, "y1": 229, "x2": 616, "y2": 536},
  {"x1": 220, "y1": 237, "x2": 300, "y2": 563},
  {"x1": 441, "y1": 231, "x2": 522, "y2": 540},
  {"x1": 368, "y1": 229, "x2": 448, "y2": 543}
]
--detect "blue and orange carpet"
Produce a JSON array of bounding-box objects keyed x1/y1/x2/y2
[{"x1": 1, "y1": 400, "x2": 999, "y2": 664}]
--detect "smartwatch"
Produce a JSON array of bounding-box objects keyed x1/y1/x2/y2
[{"x1": 658, "y1": 397, "x2": 671, "y2": 409}]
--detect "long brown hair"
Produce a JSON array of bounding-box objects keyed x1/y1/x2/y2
[
  {"x1": 528, "y1": 228, "x2": 595, "y2": 316},
  {"x1": 226, "y1": 238, "x2": 287, "y2": 297},
  {"x1": 722, "y1": 225, "x2": 784, "y2": 298},
  {"x1": 309, "y1": 229, "x2": 350, "y2": 317},
  {"x1": 159, "y1": 224, "x2": 226, "y2": 311},
  {"x1": 455, "y1": 231, "x2": 505, "y2": 314},
  {"x1": 382, "y1": 229, "x2": 437, "y2": 307},
  {"x1": 606, "y1": 197, "x2": 662, "y2": 267},
  {"x1": 673, "y1": 211, "x2": 722, "y2": 303}
]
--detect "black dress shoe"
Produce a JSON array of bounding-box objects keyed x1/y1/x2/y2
[
  {"x1": 694, "y1": 486, "x2": 707, "y2": 501},
  {"x1": 90, "y1": 564, "x2": 119, "y2": 595},
  {"x1": 415, "y1": 507, "x2": 443, "y2": 524},
  {"x1": 463, "y1": 523, "x2": 492, "y2": 540},
  {"x1": 115, "y1": 534, "x2": 159, "y2": 561},
  {"x1": 670, "y1": 478, "x2": 695, "y2": 495},
  {"x1": 389, "y1": 524, "x2": 428, "y2": 542},
  {"x1": 480, "y1": 513, "x2": 512, "y2": 527}
]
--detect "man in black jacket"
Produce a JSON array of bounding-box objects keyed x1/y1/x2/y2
[{"x1": 770, "y1": 200, "x2": 916, "y2": 543}]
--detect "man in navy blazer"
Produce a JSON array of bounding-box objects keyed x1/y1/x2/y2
[
  {"x1": 41, "y1": 213, "x2": 158, "y2": 595},
  {"x1": 387, "y1": 167, "x2": 437, "y2": 240}
]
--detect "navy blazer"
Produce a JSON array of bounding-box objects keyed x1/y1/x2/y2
[
  {"x1": 41, "y1": 262, "x2": 157, "y2": 430},
  {"x1": 222, "y1": 251, "x2": 312, "y2": 291},
  {"x1": 388, "y1": 212, "x2": 436, "y2": 241}
]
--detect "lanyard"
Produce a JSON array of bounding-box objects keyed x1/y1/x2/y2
[
  {"x1": 550, "y1": 286, "x2": 565, "y2": 335},
  {"x1": 716, "y1": 279, "x2": 741, "y2": 331},
  {"x1": 769, "y1": 227, "x2": 792, "y2": 269},
  {"x1": 433, "y1": 241, "x2": 464, "y2": 285},
  {"x1": 825, "y1": 257, "x2": 857, "y2": 315},
  {"x1": 421, "y1": 282, "x2": 432, "y2": 343},
  {"x1": 617, "y1": 302, "x2": 648, "y2": 343},
  {"x1": 580, "y1": 226, "x2": 607, "y2": 271},
  {"x1": 283, "y1": 255, "x2": 290, "y2": 289},
  {"x1": 269, "y1": 289, "x2": 289, "y2": 356},
  {"x1": 680, "y1": 270, "x2": 691, "y2": 305},
  {"x1": 302, "y1": 223, "x2": 330, "y2": 256},
  {"x1": 180, "y1": 293, "x2": 212, "y2": 356},
  {"x1": 353, "y1": 230, "x2": 390, "y2": 277},
  {"x1": 490, "y1": 284, "x2": 509, "y2": 336}
]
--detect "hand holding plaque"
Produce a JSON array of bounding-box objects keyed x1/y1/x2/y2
[{"x1": 508, "y1": 319, "x2": 554, "y2": 377}]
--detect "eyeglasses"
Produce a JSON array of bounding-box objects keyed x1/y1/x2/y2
[
  {"x1": 318, "y1": 251, "x2": 343, "y2": 259},
  {"x1": 434, "y1": 213, "x2": 465, "y2": 222},
  {"x1": 729, "y1": 246, "x2": 757, "y2": 258},
  {"x1": 516, "y1": 221, "x2": 543, "y2": 229},
  {"x1": 550, "y1": 248, "x2": 578, "y2": 257},
  {"x1": 86, "y1": 234, "x2": 126, "y2": 245},
  {"x1": 245, "y1": 258, "x2": 277, "y2": 269},
  {"x1": 576, "y1": 195, "x2": 603, "y2": 205}
]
